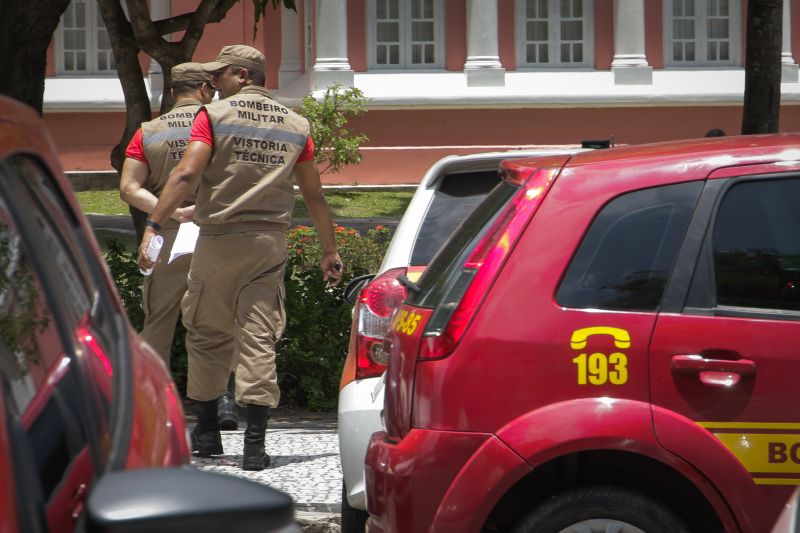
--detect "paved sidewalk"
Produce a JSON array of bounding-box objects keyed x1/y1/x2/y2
[{"x1": 191, "y1": 408, "x2": 343, "y2": 531}]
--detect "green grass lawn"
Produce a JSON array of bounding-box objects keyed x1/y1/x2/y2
[{"x1": 76, "y1": 189, "x2": 413, "y2": 219}]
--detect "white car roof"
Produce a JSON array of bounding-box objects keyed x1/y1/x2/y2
[{"x1": 378, "y1": 148, "x2": 576, "y2": 274}]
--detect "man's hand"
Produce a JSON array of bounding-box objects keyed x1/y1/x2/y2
[
  {"x1": 321, "y1": 251, "x2": 343, "y2": 287},
  {"x1": 137, "y1": 227, "x2": 160, "y2": 271},
  {"x1": 171, "y1": 205, "x2": 195, "y2": 223}
]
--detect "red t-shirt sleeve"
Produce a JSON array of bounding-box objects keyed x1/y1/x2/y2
[
  {"x1": 297, "y1": 135, "x2": 315, "y2": 162},
  {"x1": 124, "y1": 128, "x2": 147, "y2": 164},
  {"x1": 190, "y1": 108, "x2": 214, "y2": 147}
]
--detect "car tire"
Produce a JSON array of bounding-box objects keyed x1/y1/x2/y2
[
  {"x1": 341, "y1": 481, "x2": 368, "y2": 533},
  {"x1": 512, "y1": 485, "x2": 691, "y2": 533}
]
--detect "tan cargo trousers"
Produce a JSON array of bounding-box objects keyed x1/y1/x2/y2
[
  {"x1": 181, "y1": 229, "x2": 286, "y2": 407},
  {"x1": 141, "y1": 226, "x2": 191, "y2": 366}
]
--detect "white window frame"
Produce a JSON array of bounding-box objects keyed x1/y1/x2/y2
[
  {"x1": 55, "y1": 0, "x2": 117, "y2": 76},
  {"x1": 367, "y1": 0, "x2": 445, "y2": 70},
  {"x1": 515, "y1": 0, "x2": 594, "y2": 68},
  {"x1": 663, "y1": 0, "x2": 741, "y2": 67}
]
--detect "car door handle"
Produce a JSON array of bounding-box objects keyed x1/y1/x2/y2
[{"x1": 671, "y1": 355, "x2": 756, "y2": 387}]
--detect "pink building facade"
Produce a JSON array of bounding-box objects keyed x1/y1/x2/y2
[{"x1": 44, "y1": 0, "x2": 800, "y2": 184}]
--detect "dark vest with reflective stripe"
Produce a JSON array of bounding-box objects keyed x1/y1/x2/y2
[
  {"x1": 196, "y1": 85, "x2": 309, "y2": 228},
  {"x1": 141, "y1": 99, "x2": 201, "y2": 209}
]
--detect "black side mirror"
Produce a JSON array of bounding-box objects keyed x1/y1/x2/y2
[
  {"x1": 86, "y1": 466, "x2": 296, "y2": 533},
  {"x1": 344, "y1": 273, "x2": 375, "y2": 305}
]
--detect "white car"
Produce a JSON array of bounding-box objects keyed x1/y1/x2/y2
[{"x1": 337, "y1": 149, "x2": 575, "y2": 532}]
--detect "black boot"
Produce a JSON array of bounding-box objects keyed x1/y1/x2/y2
[
  {"x1": 242, "y1": 404, "x2": 270, "y2": 471},
  {"x1": 218, "y1": 374, "x2": 239, "y2": 431},
  {"x1": 191, "y1": 398, "x2": 223, "y2": 457}
]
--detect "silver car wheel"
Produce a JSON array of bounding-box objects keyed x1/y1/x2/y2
[{"x1": 558, "y1": 519, "x2": 647, "y2": 533}]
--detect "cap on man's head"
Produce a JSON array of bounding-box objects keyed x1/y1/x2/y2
[
  {"x1": 171, "y1": 62, "x2": 213, "y2": 83},
  {"x1": 200, "y1": 45, "x2": 266, "y2": 75}
]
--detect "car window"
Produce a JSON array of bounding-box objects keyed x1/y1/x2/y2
[
  {"x1": 409, "y1": 170, "x2": 501, "y2": 266},
  {"x1": 0, "y1": 195, "x2": 97, "y2": 530},
  {"x1": 713, "y1": 178, "x2": 800, "y2": 311},
  {"x1": 0, "y1": 154, "x2": 127, "y2": 527},
  {"x1": 556, "y1": 182, "x2": 702, "y2": 311},
  {"x1": 410, "y1": 180, "x2": 519, "y2": 312}
]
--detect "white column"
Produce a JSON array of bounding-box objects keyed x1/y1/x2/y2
[
  {"x1": 148, "y1": 0, "x2": 171, "y2": 97},
  {"x1": 279, "y1": 5, "x2": 302, "y2": 87},
  {"x1": 311, "y1": 0, "x2": 354, "y2": 90},
  {"x1": 782, "y1": 0, "x2": 799, "y2": 82},
  {"x1": 611, "y1": 0, "x2": 652, "y2": 85},
  {"x1": 463, "y1": 0, "x2": 505, "y2": 87}
]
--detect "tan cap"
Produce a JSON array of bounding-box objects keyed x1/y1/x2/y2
[
  {"x1": 200, "y1": 45, "x2": 266, "y2": 74},
  {"x1": 171, "y1": 62, "x2": 212, "y2": 83}
]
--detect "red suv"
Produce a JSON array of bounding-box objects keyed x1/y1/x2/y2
[{"x1": 365, "y1": 135, "x2": 800, "y2": 533}]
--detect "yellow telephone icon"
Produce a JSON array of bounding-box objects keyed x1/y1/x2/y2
[
  {"x1": 570, "y1": 326, "x2": 631, "y2": 350},
  {"x1": 570, "y1": 327, "x2": 631, "y2": 386}
]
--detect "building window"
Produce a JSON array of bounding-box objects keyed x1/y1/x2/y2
[
  {"x1": 516, "y1": 0, "x2": 594, "y2": 68},
  {"x1": 367, "y1": 0, "x2": 444, "y2": 69},
  {"x1": 56, "y1": 0, "x2": 116, "y2": 75},
  {"x1": 664, "y1": 0, "x2": 741, "y2": 66}
]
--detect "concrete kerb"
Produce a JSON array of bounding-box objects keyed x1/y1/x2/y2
[
  {"x1": 296, "y1": 511, "x2": 341, "y2": 532},
  {"x1": 75, "y1": 170, "x2": 409, "y2": 236},
  {"x1": 88, "y1": 214, "x2": 400, "y2": 236},
  {"x1": 66, "y1": 170, "x2": 417, "y2": 194}
]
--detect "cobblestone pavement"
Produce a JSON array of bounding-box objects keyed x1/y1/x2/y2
[{"x1": 190, "y1": 411, "x2": 343, "y2": 531}]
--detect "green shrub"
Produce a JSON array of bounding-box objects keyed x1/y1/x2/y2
[
  {"x1": 279, "y1": 225, "x2": 389, "y2": 410},
  {"x1": 299, "y1": 83, "x2": 370, "y2": 175},
  {"x1": 104, "y1": 239, "x2": 189, "y2": 392},
  {"x1": 104, "y1": 238, "x2": 144, "y2": 330},
  {"x1": 103, "y1": 224, "x2": 390, "y2": 411}
]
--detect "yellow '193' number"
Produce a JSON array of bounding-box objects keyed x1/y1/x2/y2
[{"x1": 572, "y1": 352, "x2": 628, "y2": 385}]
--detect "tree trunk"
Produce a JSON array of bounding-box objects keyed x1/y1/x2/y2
[
  {"x1": 742, "y1": 0, "x2": 783, "y2": 134},
  {"x1": 0, "y1": 0, "x2": 71, "y2": 112},
  {"x1": 97, "y1": 0, "x2": 155, "y2": 243}
]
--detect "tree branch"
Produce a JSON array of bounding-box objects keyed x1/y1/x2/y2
[{"x1": 180, "y1": 0, "x2": 238, "y2": 57}]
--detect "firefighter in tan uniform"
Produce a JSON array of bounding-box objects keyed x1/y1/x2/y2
[
  {"x1": 120, "y1": 62, "x2": 214, "y2": 362},
  {"x1": 121, "y1": 63, "x2": 240, "y2": 431},
  {"x1": 138, "y1": 45, "x2": 342, "y2": 471}
]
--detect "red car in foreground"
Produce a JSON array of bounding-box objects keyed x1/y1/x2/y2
[
  {"x1": 366, "y1": 135, "x2": 800, "y2": 532},
  {"x1": 0, "y1": 96, "x2": 293, "y2": 532}
]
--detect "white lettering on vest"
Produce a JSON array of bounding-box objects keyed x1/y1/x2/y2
[
  {"x1": 233, "y1": 137, "x2": 289, "y2": 152},
  {"x1": 236, "y1": 110, "x2": 285, "y2": 124},
  {"x1": 230, "y1": 100, "x2": 290, "y2": 114},
  {"x1": 160, "y1": 111, "x2": 196, "y2": 121},
  {"x1": 233, "y1": 151, "x2": 286, "y2": 164}
]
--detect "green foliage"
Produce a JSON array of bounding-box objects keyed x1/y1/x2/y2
[
  {"x1": 279, "y1": 225, "x2": 389, "y2": 410},
  {"x1": 102, "y1": 225, "x2": 390, "y2": 411},
  {"x1": 76, "y1": 190, "x2": 130, "y2": 215},
  {"x1": 0, "y1": 234, "x2": 50, "y2": 370},
  {"x1": 79, "y1": 190, "x2": 413, "y2": 220},
  {"x1": 103, "y1": 238, "x2": 189, "y2": 393},
  {"x1": 299, "y1": 83, "x2": 370, "y2": 174},
  {"x1": 251, "y1": 0, "x2": 297, "y2": 39},
  {"x1": 104, "y1": 239, "x2": 144, "y2": 330}
]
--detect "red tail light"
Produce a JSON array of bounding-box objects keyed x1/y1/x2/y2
[
  {"x1": 419, "y1": 168, "x2": 559, "y2": 359},
  {"x1": 354, "y1": 267, "x2": 407, "y2": 380}
]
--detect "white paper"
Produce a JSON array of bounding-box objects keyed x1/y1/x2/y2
[
  {"x1": 169, "y1": 222, "x2": 199, "y2": 264},
  {"x1": 140, "y1": 234, "x2": 163, "y2": 276}
]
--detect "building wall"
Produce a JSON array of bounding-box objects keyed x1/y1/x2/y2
[{"x1": 43, "y1": 1, "x2": 800, "y2": 184}]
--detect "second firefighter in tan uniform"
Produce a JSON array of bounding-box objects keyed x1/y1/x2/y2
[
  {"x1": 138, "y1": 45, "x2": 342, "y2": 471},
  {"x1": 120, "y1": 62, "x2": 215, "y2": 362}
]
